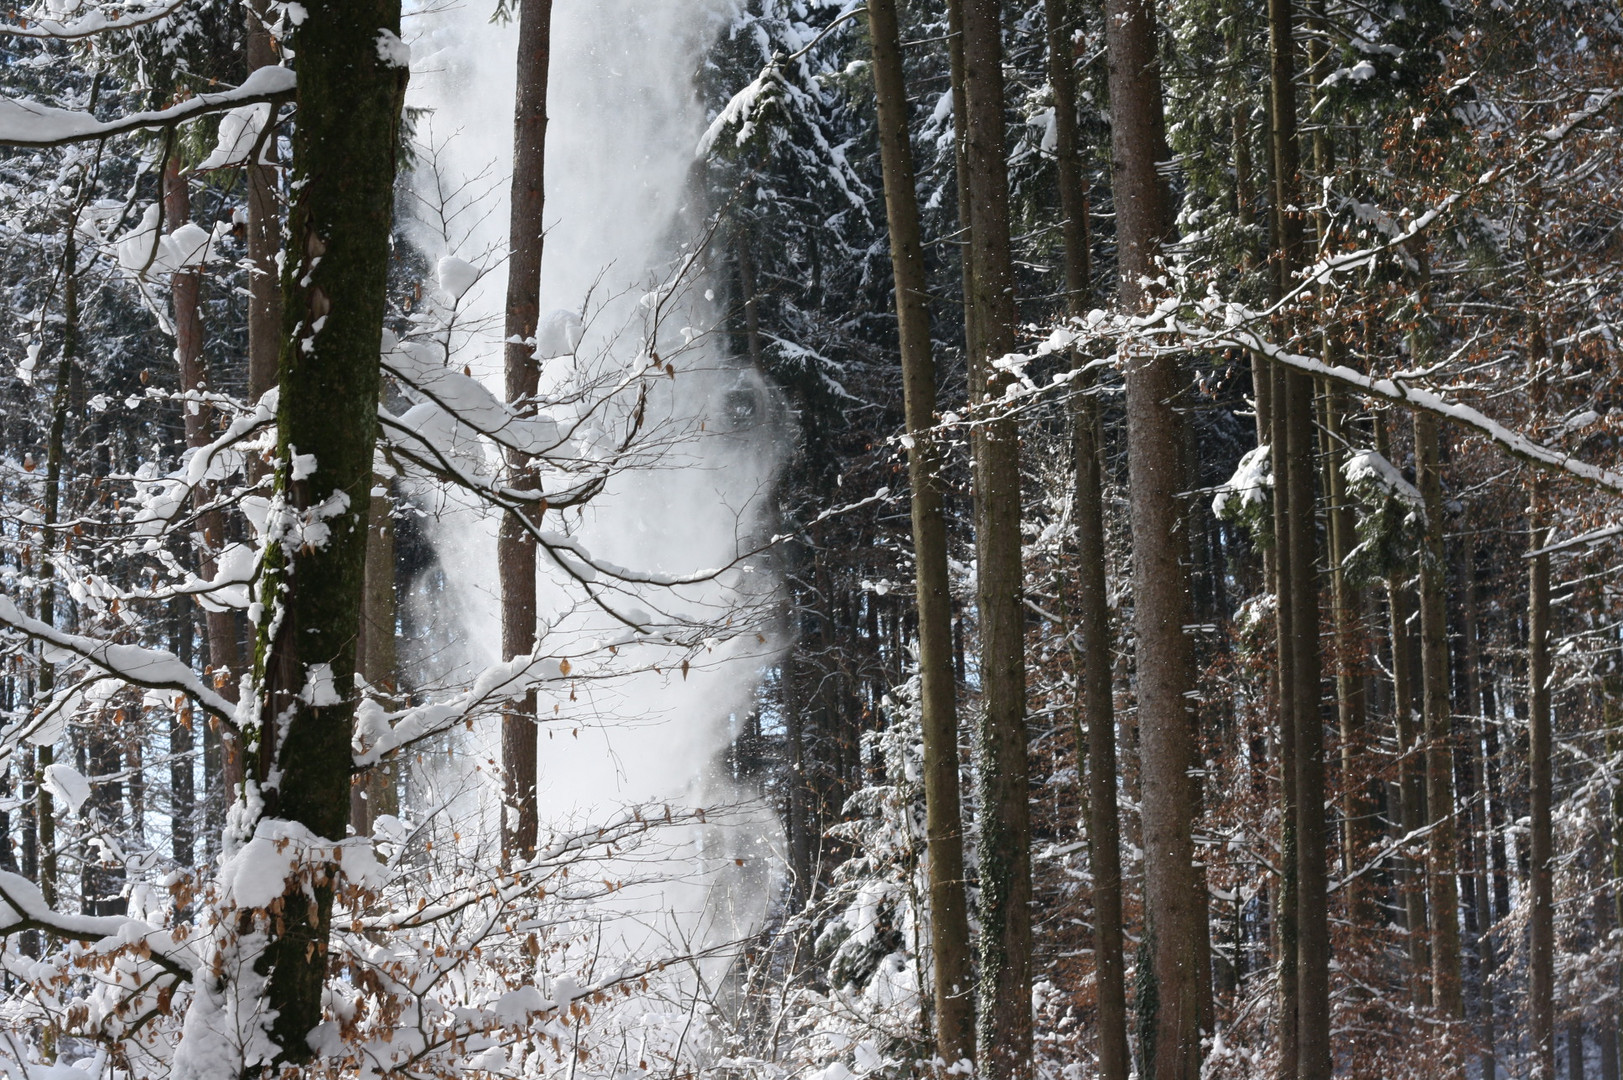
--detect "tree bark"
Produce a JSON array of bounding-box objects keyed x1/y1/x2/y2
[
  {"x1": 1458, "y1": 541, "x2": 1497, "y2": 1080},
  {"x1": 1610, "y1": 676, "x2": 1623, "y2": 1080},
  {"x1": 245, "y1": 0, "x2": 282, "y2": 410},
  {"x1": 35, "y1": 227, "x2": 78, "y2": 913},
  {"x1": 1414, "y1": 411, "x2": 1464, "y2": 1029},
  {"x1": 245, "y1": 2, "x2": 406, "y2": 1065},
  {"x1": 1265, "y1": 0, "x2": 1329, "y2": 1068},
  {"x1": 351, "y1": 480, "x2": 398, "y2": 837},
  {"x1": 1044, "y1": 4, "x2": 1128, "y2": 1079},
  {"x1": 1287, "y1": 368, "x2": 1330, "y2": 1080},
  {"x1": 1530, "y1": 471, "x2": 1556, "y2": 1080},
  {"x1": 946, "y1": 0, "x2": 978, "y2": 365},
  {"x1": 866, "y1": 0, "x2": 974, "y2": 1064},
  {"x1": 171, "y1": 599, "x2": 196, "y2": 873},
  {"x1": 165, "y1": 157, "x2": 243, "y2": 709},
  {"x1": 1103, "y1": 0, "x2": 1203, "y2": 1075},
  {"x1": 499, "y1": 0, "x2": 554, "y2": 864},
  {"x1": 954, "y1": 4, "x2": 1033, "y2": 1075},
  {"x1": 1380, "y1": 413, "x2": 1429, "y2": 982}
]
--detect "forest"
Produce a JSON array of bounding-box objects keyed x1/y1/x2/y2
[{"x1": 0, "y1": 0, "x2": 1618, "y2": 1078}]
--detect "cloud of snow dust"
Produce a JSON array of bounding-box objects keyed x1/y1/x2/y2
[{"x1": 396, "y1": 0, "x2": 785, "y2": 993}]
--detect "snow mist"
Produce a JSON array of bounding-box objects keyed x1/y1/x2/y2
[{"x1": 401, "y1": 0, "x2": 783, "y2": 1005}]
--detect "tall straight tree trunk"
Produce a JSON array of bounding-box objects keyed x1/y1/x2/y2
[
  {"x1": 1458, "y1": 542, "x2": 1497, "y2": 1080},
  {"x1": 238, "y1": 1, "x2": 281, "y2": 830},
  {"x1": 35, "y1": 228, "x2": 79, "y2": 912},
  {"x1": 1530, "y1": 471, "x2": 1556, "y2": 1080},
  {"x1": 244, "y1": 3, "x2": 406, "y2": 1065},
  {"x1": 245, "y1": 0, "x2": 281, "y2": 410},
  {"x1": 1414, "y1": 410, "x2": 1463, "y2": 1028},
  {"x1": 955, "y1": 4, "x2": 1033, "y2": 1075},
  {"x1": 499, "y1": 0, "x2": 554, "y2": 862},
  {"x1": 1270, "y1": 358, "x2": 1300, "y2": 1080},
  {"x1": 1324, "y1": 386, "x2": 1375, "y2": 911},
  {"x1": 1044, "y1": 4, "x2": 1128, "y2": 1080},
  {"x1": 1380, "y1": 413, "x2": 1429, "y2": 981},
  {"x1": 946, "y1": 0, "x2": 977, "y2": 364},
  {"x1": 1608, "y1": 675, "x2": 1623, "y2": 1080},
  {"x1": 866, "y1": 1, "x2": 974, "y2": 1065},
  {"x1": 1286, "y1": 371, "x2": 1329, "y2": 1080},
  {"x1": 1103, "y1": 1, "x2": 1204, "y2": 1076},
  {"x1": 164, "y1": 158, "x2": 243, "y2": 710},
  {"x1": 170, "y1": 598, "x2": 196, "y2": 873},
  {"x1": 1265, "y1": 0, "x2": 1329, "y2": 1068}
]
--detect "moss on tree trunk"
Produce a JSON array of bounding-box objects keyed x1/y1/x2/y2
[{"x1": 244, "y1": 3, "x2": 406, "y2": 1068}]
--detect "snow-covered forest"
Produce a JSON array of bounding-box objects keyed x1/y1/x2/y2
[{"x1": 0, "y1": 0, "x2": 1618, "y2": 1078}]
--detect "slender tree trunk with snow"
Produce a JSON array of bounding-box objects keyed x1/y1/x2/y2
[
  {"x1": 35, "y1": 228, "x2": 78, "y2": 913},
  {"x1": 1457, "y1": 541, "x2": 1498, "y2": 1079},
  {"x1": 499, "y1": 0, "x2": 554, "y2": 863},
  {"x1": 866, "y1": 0, "x2": 974, "y2": 1063},
  {"x1": 244, "y1": 3, "x2": 407, "y2": 1065},
  {"x1": 1530, "y1": 470, "x2": 1556, "y2": 1080}
]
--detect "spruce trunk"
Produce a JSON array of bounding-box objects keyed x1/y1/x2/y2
[
  {"x1": 955, "y1": 3, "x2": 1033, "y2": 1075},
  {"x1": 866, "y1": 0, "x2": 974, "y2": 1064},
  {"x1": 1530, "y1": 473, "x2": 1556, "y2": 1080},
  {"x1": 1415, "y1": 411, "x2": 1464, "y2": 1026},
  {"x1": 1103, "y1": 0, "x2": 1204, "y2": 1072},
  {"x1": 1044, "y1": 3, "x2": 1128, "y2": 1078}
]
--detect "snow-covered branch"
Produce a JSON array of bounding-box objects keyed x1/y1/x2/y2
[
  {"x1": 0, "y1": 595, "x2": 237, "y2": 722},
  {"x1": 0, "y1": 66, "x2": 294, "y2": 148},
  {"x1": 0, "y1": 870, "x2": 194, "y2": 982},
  {"x1": 0, "y1": 0, "x2": 192, "y2": 40}
]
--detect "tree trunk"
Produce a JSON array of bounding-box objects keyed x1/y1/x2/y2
[
  {"x1": 245, "y1": 0, "x2": 282, "y2": 410},
  {"x1": 351, "y1": 481, "x2": 398, "y2": 837},
  {"x1": 1103, "y1": 0, "x2": 1203, "y2": 1075},
  {"x1": 1265, "y1": 0, "x2": 1330, "y2": 1067},
  {"x1": 954, "y1": 4, "x2": 1033, "y2": 1075},
  {"x1": 1287, "y1": 369, "x2": 1330, "y2": 1080},
  {"x1": 1044, "y1": 3, "x2": 1128, "y2": 1079},
  {"x1": 1610, "y1": 676, "x2": 1623, "y2": 1080},
  {"x1": 1530, "y1": 472, "x2": 1556, "y2": 1080},
  {"x1": 165, "y1": 157, "x2": 244, "y2": 710},
  {"x1": 1270, "y1": 356, "x2": 1300, "y2": 1080},
  {"x1": 171, "y1": 598, "x2": 196, "y2": 874},
  {"x1": 1380, "y1": 416, "x2": 1429, "y2": 982},
  {"x1": 244, "y1": 2, "x2": 406, "y2": 1065},
  {"x1": 498, "y1": 0, "x2": 554, "y2": 864},
  {"x1": 1414, "y1": 411, "x2": 1463, "y2": 1029},
  {"x1": 946, "y1": 0, "x2": 978, "y2": 365},
  {"x1": 1458, "y1": 542, "x2": 1497, "y2": 1080},
  {"x1": 35, "y1": 227, "x2": 78, "y2": 913},
  {"x1": 866, "y1": 0, "x2": 974, "y2": 1065}
]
